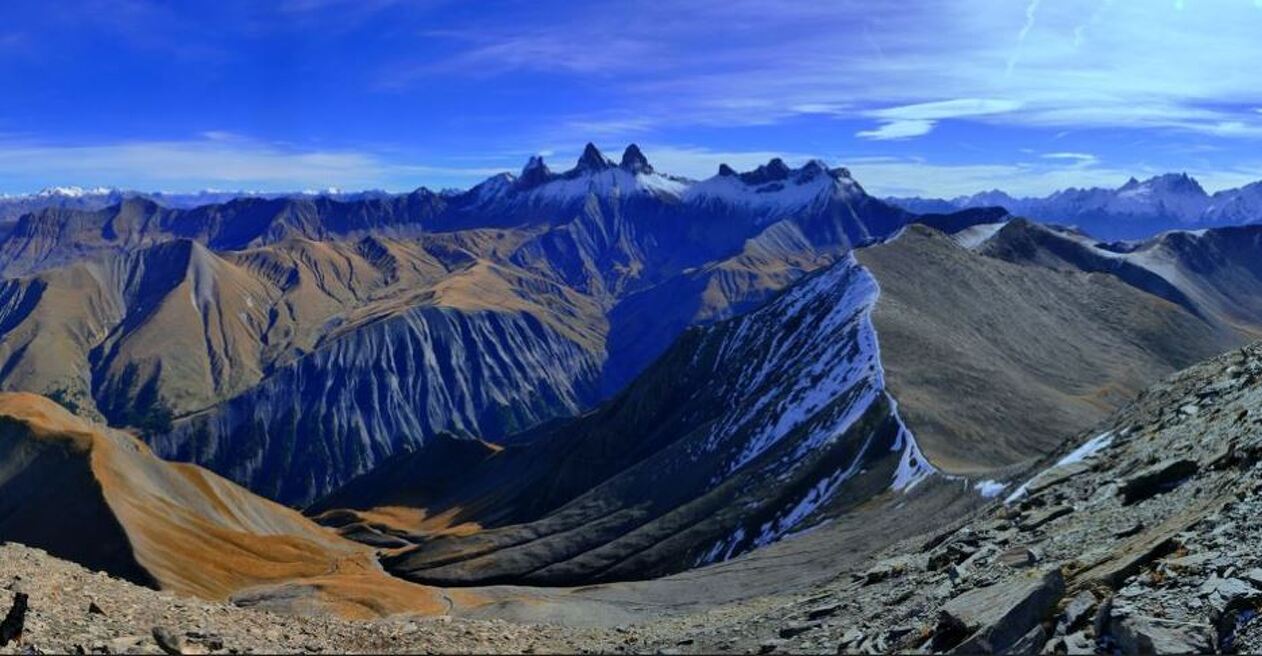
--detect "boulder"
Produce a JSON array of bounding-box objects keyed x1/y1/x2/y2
[
  {"x1": 860, "y1": 555, "x2": 921, "y2": 584},
  {"x1": 1025, "y1": 461, "x2": 1093, "y2": 497},
  {"x1": 998, "y1": 547, "x2": 1040, "y2": 568},
  {"x1": 933, "y1": 569, "x2": 1065, "y2": 653},
  {"x1": 1056, "y1": 590, "x2": 1098, "y2": 635},
  {"x1": 1108, "y1": 613, "x2": 1213, "y2": 655},
  {"x1": 1019, "y1": 505, "x2": 1074, "y2": 531},
  {"x1": 1120, "y1": 458, "x2": 1198, "y2": 505}
]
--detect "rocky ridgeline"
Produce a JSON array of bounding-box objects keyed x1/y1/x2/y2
[{"x1": 636, "y1": 342, "x2": 1262, "y2": 654}]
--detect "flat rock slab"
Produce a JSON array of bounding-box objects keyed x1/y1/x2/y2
[
  {"x1": 1019, "y1": 505, "x2": 1074, "y2": 531},
  {"x1": 933, "y1": 568, "x2": 1064, "y2": 654},
  {"x1": 1120, "y1": 458, "x2": 1198, "y2": 505},
  {"x1": 1074, "y1": 494, "x2": 1229, "y2": 589},
  {"x1": 1109, "y1": 612, "x2": 1214, "y2": 655},
  {"x1": 1025, "y1": 461, "x2": 1093, "y2": 497}
]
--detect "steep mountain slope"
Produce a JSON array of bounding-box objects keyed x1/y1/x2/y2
[
  {"x1": 313, "y1": 253, "x2": 936, "y2": 586},
  {"x1": 856, "y1": 224, "x2": 1240, "y2": 471},
  {"x1": 0, "y1": 392, "x2": 448, "y2": 618},
  {"x1": 633, "y1": 341, "x2": 1262, "y2": 655},
  {"x1": 977, "y1": 220, "x2": 1262, "y2": 337},
  {"x1": 0, "y1": 235, "x2": 460, "y2": 423}
]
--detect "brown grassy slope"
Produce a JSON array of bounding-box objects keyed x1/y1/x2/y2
[
  {"x1": 0, "y1": 392, "x2": 450, "y2": 618},
  {"x1": 856, "y1": 225, "x2": 1241, "y2": 473},
  {"x1": 0, "y1": 228, "x2": 588, "y2": 427}
]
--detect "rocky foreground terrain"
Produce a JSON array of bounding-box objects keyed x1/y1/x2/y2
[
  {"x1": 0, "y1": 541, "x2": 626, "y2": 654},
  {"x1": 626, "y1": 341, "x2": 1262, "y2": 655},
  {"x1": 5, "y1": 341, "x2": 1262, "y2": 654}
]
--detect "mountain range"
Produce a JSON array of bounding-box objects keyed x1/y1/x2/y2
[
  {"x1": 0, "y1": 186, "x2": 395, "y2": 226},
  {"x1": 4, "y1": 144, "x2": 1262, "y2": 654},
  {"x1": 0, "y1": 144, "x2": 908, "y2": 505},
  {"x1": 889, "y1": 172, "x2": 1262, "y2": 240}
]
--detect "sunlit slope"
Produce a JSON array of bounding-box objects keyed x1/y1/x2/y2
[{"x1": 0, "y1": 392, "x2": 449, "y2": 617}]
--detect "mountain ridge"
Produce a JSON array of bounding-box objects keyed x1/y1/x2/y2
[{"x1": 888, "y1": 172, "x2": 1262, "y2": 240}]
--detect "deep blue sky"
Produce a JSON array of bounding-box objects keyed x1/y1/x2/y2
[{"x1": 3, "y1": 0, "x2": 1262, "y2": 196}]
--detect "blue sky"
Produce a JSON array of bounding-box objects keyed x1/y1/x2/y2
[{"x1": 3, "y1": 0, "x2": 1262, "y2": 197}]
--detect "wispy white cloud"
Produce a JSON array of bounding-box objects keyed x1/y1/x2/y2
[
  {"x1": 1007, "y1": 0, "x2": 1042, "y2": 75},
  {"x1": 0, "y1": 135, "x2": 497, "y2": 194},
  {"x1": 412, "y1": 1, "x2": 1262, "y2": 142},
  {"x1": 856, "y1": 120, "x2": 935, "y2": 141},
  {"x1": 1041, "y1": 151, "x2": 1097, "y2": 164},
  {"x1": 858, "y1": 98, "x2": 1024, "y2": 140}
]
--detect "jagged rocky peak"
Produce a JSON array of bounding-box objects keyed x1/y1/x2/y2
[
  {"x1": 518, "y1": 154, "x2": 554, "y2": 188},
  {"x1": 1150, "y1": 171, "x2": 1206, "y2": 195},
  {"x1": 1120, "y1": 172, "x2": 1207, "y2": 196},
  {"x1": 619, "y1": 144, "x2": 653, "y2": 174},
  {"x1": 738, "y1": 157, "x2": 793, "y2": 185},
  {"x1": 713, "y1": 157, "x2": 849, "y2": 187},
  {"x1": 797, "y1": 159, "x2": 834, "y2": 182},
  {"x1": 574, "y1": 142, "x2": 616, "y2": 173}
]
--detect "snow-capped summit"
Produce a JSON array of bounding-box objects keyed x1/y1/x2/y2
[
  {"x1": 684, "y1": 156, "x2": 866, "y2": 223},
  {"x1": 465, "y1": 145, "x2": 688, "y2": 208},
  {"x1": 35, "y1": 186, "x2": 120, "y2": 198},
  {"x1": 887, "y1": 171, "x2": 1233, "y2": 240}
]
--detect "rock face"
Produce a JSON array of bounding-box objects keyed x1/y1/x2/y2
[
  {"x1": 932, "y1": 569, "x2": 1064, "y2": 653},
  {"x1": 155, "y1": 305, "x2": 604, "y2": 503}
]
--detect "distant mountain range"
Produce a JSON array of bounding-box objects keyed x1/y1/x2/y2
[
  {"x1": 888, "y1": 172, "x2": 1262, "y2": 240},
  {"x1": 0, "y1": 186, "x2": 396, "y2": 226}
]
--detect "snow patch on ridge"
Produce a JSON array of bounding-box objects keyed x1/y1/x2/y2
[
  {"x1": 1003, "y1": 430, "x2": 1115, "y2": 504},
  {"x1": 683, "y1": 169, "x2": 860, "y2": 223},
  {"x1": 693, "y1": 255, "x2": 937, "y2": 564}
]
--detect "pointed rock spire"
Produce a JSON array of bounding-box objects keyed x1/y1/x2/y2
[
  {"x1": 796, "y1": 159, "x2": 832, "y2": 183},
  {"x1": 518, "y1": 154, "x2": 553, "y2": 188},
  {"x1": 575, "y1": 142, "x2": 614, "y2": 172},
  {"x1": 619, "y1": 144, "x2": 653, "y2": 174},
  {"x1": 718, "y1": 163, "x2": 737, "y2": 177}
]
